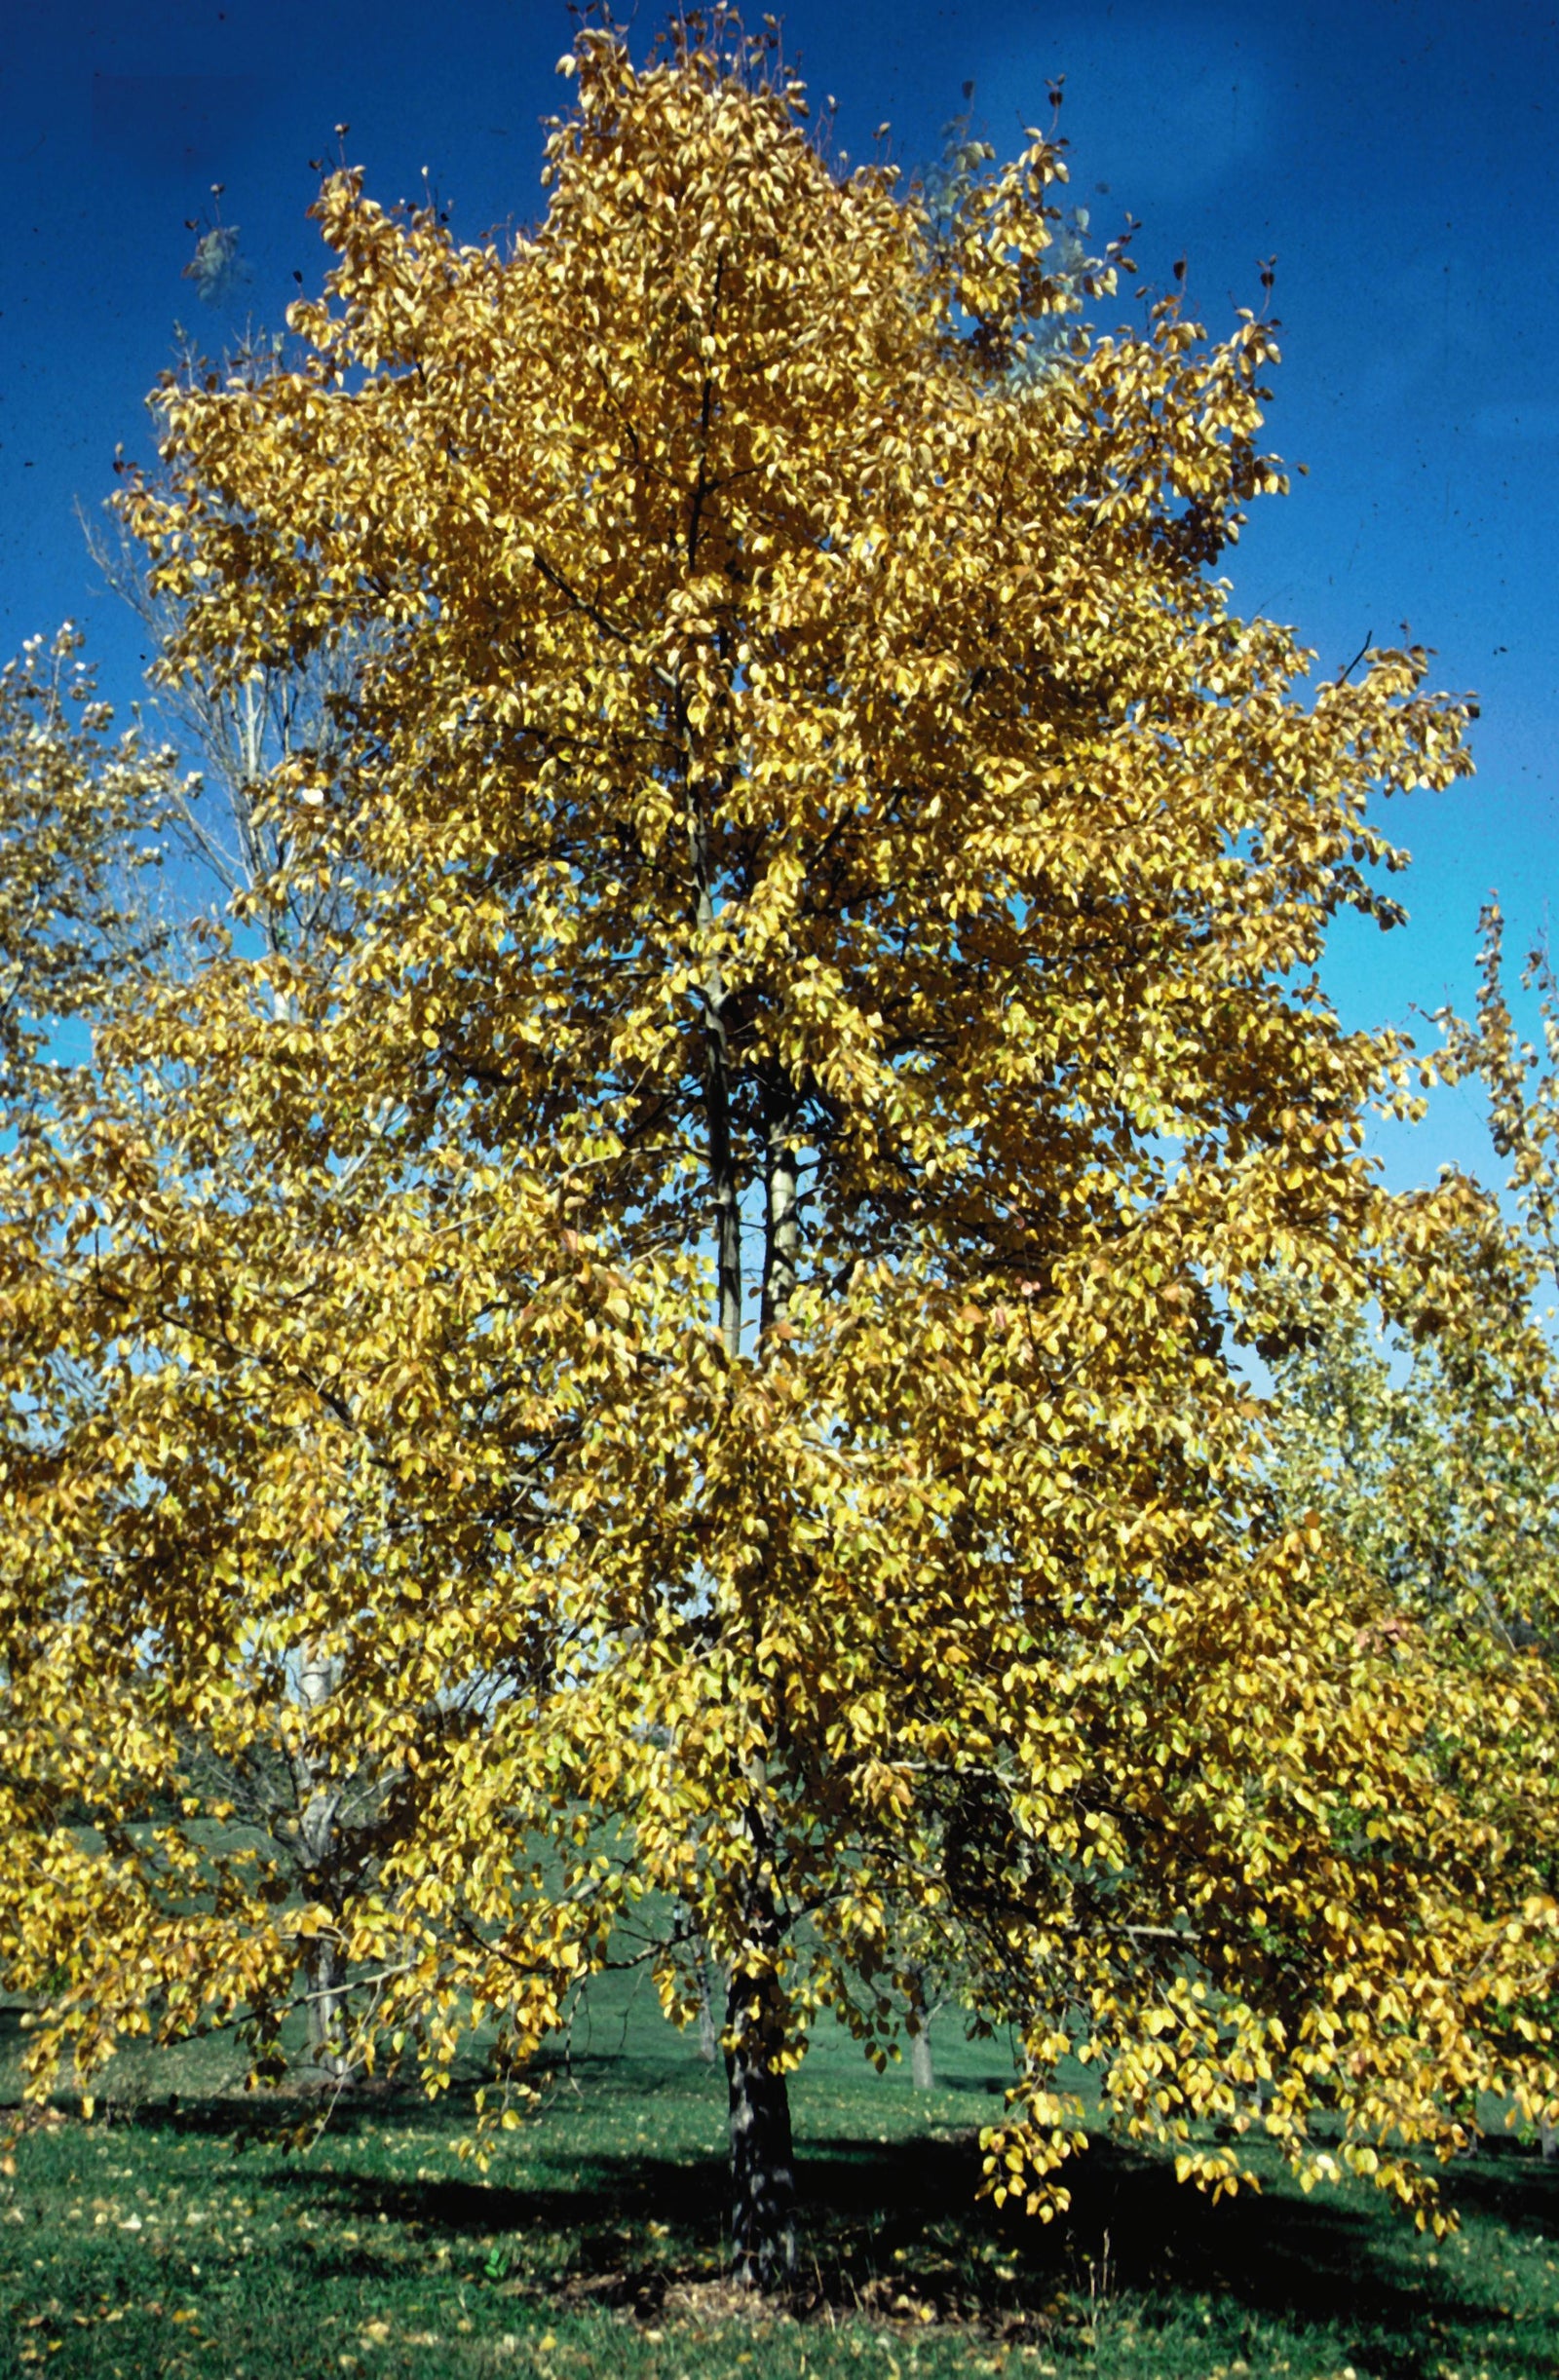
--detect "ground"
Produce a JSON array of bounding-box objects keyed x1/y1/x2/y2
[{"x1": 3, "y1": 1969, "x2": 1557, "y2": 2379}]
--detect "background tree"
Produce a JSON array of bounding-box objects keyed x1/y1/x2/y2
[
  {"x1": 5, "y1": 14, "x2": 1558, "y2": 2295},
  {"x1": 80, "y1": 338, "x2": 396, "y2": 2085},
  {"x1": 1266, "y1": 903, "x2": 1559, "y2": 2147},
  {"x1": 1265, "y1": 901, "x2": 1558, "y2": 1698},
  {"x1": 1265, "y1": 1181, "x2": 1557, "y2": 1656},
  {"x1": 0, "y1": 626, "x2": 171, "y2": 1109},
  {"x1": 82, "y1": 323, "x2": 373, "y2": 965}
]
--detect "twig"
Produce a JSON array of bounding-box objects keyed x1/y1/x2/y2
[{"x1": 1333, "y1": 630, "x2": 1372, "y2": 686}]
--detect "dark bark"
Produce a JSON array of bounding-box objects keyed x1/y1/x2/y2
[
  {"x1": 695, "y1": 1937, "x2": 720, "y2": 2064},
  {"x1": 716, "y1": 1085, "x2": 807, "y2": 2286},
  {"x1": 689, "y1": 791, "x2": 742, "y2": 1362},
  {"x1": 725, "y1": 1923, "x2": 797, "y2": 2291},
  {"x1": 688, "y1": 772, "x2": 800, "y2": 2285}
]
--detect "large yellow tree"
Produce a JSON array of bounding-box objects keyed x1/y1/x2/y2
[{"x1": 5, "y1": 17, "x2": 1557, "y2": 2291}]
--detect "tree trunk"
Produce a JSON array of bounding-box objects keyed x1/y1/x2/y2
[
  {"x1": 760, "y1": 1085, "x2": 799, "y2": 1333},
  {"x1": 690, "y1": 878, "x2": 800, "y2": 2286},
  {"x1": 303, "y1": 1930, "x2": 350, "y2": 2081},
  {"x1": 695, "y1": 1938, "x2": 719, "y2": 2064},
  {"x1": 725, "y1": 1948, "x2": 796, "y2": 2291},
  {"x1": 1541, "y1": 2116, "x2": 1558, "y2": 2163},
  {"x1": 902, "y1": 1963, "x2": 937, "y2": 2088},
  {"x1": 292, "y1": 1642, "x2": 347, "y2": 2079},
  {"x1": 689, "y1": 787, "x2": 742, "y2": 1364}
]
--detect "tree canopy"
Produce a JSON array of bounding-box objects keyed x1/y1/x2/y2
[{"x1": 3, "y1": 15, "x2": 1555, "y2": 2291}]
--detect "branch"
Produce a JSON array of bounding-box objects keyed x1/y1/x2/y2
[
  {"x1": 1333, "y1": 630, "x2": 1373, "y2": 687},
  {"x1": 527, "y1": 549, "x2": 635, "y2": 647}
]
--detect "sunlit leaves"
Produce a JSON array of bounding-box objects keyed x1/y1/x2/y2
[
  {"x1": 0, "y1": 628, "x2": 174, "y2": 1106},
  {"x1": 2, "y1": 10, "x2": 1552, "y2": 2258}
]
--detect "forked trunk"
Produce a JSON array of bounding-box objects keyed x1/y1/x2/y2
[{"x1": 725, "y1": 1952, "x2": 796, "y2": 2290}]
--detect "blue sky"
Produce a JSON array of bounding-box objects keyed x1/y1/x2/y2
[{"x1": 3, "y1": 0, "x2": 1554, "y2": 1185}]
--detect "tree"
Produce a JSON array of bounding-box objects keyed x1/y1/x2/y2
[
  {"x1": 1266, "y1": 902, "x2": 1559, "y2": 2147},
  {"x1": 79, "y1": 355, "x2": 392, "y2": 2085},
  {"x1": 82, "y1": 323, "x2": 374, "y2": 965},
  {"x1": 1266, "y1": 899, "x2": 1559, "y2": 1689},
  {"x1": 5, "y1": 15, "x2": 1558, "y2": 2292},
  {"x1": 1265, "y1": 1176, "x2": 1558, "y2": 1658},
  {"x1": 0, "y1": 626, "x2": 171, "y2": 1110}
]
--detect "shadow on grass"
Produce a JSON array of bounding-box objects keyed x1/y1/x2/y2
[
  {"x1": 203, "y1": 2118, "x2": 1557, "y2": 2377},
  {"x1": 62, "y1": 2061, "x2": 1554, "y2": 2379},
  {"x1": 76, "y1": 2047, "x2": 663, "y2": 2140},
  {"x1": 1427, "y1": 2129, "x2": 1559, "y2": 2230}
]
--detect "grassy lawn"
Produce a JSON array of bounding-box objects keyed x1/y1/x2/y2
[{"x1": 2, "y1": 1976, "x2": 1557, "y2": 2380}]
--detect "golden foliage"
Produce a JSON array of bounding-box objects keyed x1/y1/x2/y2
[
  {"x1": 0, "y1": 628, "x2": 172, "y2": 1105},
  {"x1": 3, "y1": 15, "x2": 1553, "y2": 2266}
]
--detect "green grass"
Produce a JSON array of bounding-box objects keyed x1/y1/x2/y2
[{"x1": 2, "y1": 1977, "x2": 1557, "y2": 2380}]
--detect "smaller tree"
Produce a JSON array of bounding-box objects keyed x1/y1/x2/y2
[
  {"x1": 1268, "y1": 903, "x2": 1558, "y2": 1657},
  {"x1": 0, "y1": 627, "x2": 172, "y2": 1109},
  {"x1": 80, "y1": 368, "x2": 392, "y2": 2087},
  {"x1": 1266, "y1": 902, "x2": 1559, "y2": 2149},
  {"x1": 84, "y1": 329, "x2": 374, "y2": 965}
]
